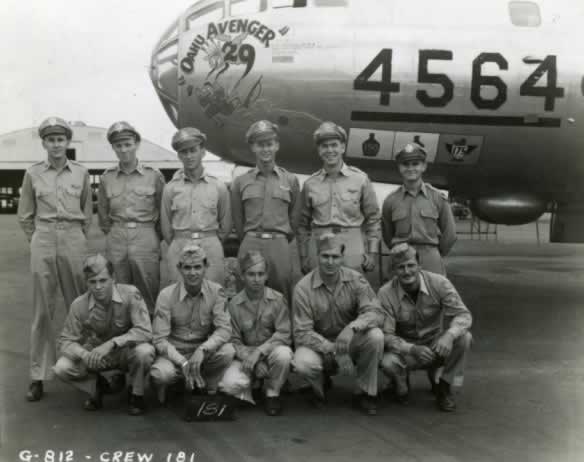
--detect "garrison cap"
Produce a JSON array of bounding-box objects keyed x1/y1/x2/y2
[
  {"x1": 313, "y1": 121, "x2": 347, "y2": 145},
  {"x1": 246, "y1": 120, "x2": 279, "y2": 144},
  {"x1": 107, "y1": 121, "x2": 141, "y2": 143},
  {"x1": 178, "y1": 242, "x2": 207, "y2": 264},
  {"x1": 239, "y1": 250, "x2": 266, "y2": 273},
  {"x1": 38, "y1": 117, "x2": 72, "y2": 140},
  {"x1": 395, "y1": 143, "x2": 427, "y2": 163},
  {"x1": 172, "y1": 127, "x2": 207, "y2": 151},
  {"x1": 82, "y1": 254, "x2": 111, "y2": 278},
  {"x1": 316, "y1": 233, "x2": 345, "y2": 254},
  {"x1": 389, "y1": 243, "x2": 418, "y2": 266}
]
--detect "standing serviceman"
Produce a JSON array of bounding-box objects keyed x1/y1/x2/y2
[
  {"x1": 230, "y1": 120, "x2": 301, "y2": 302},
  {"x1": 381, "y1": 143, "x2": 457, "y2": 275},
  {"x1": 97, "y1": 121, "x2": 165, "y2": 315},
  {"x1": 161, "y1": 128, "x2": 231, "y2": 286},
  {"x1": 298, "y1": 121, "x2": 381, "y2": 275},
  {"x1": 17, "y1": 117, "x2": 92, "y2": 402}
]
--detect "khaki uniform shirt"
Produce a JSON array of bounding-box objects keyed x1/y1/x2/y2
[
  {"x1": 153, "y1": 280, "x2": 231, "y2": 365},
  {"x1": 378, "y1": 270, "x2": 472, "y2": 354},
  {"x1": 231, "y1": 166, "x2": 301, "y2": 240},
  {"x1": 227, "y1": 287, "x2": 291, "y2": 361},
  {"x1": 298, "y1": 163, "x2": 381, "y2": 256},
  {"x1": 17, "y1": 159, "x2": 93, "y2": 240},
  {"x1": 381, "y1": 183, "x2": 457, "y2": 255},
  {"x1": 160, "y1": 169, "x2": 231, "y2": 243},
  {"x1": 58, "y1": 284, "x2": 153, "y2": 360},
  {"x1": 97, "y1": 162, "x2": 165, "y2": 234},
  {"x1": 293, "y1": 266, "x2": 384, "y2": 353}
]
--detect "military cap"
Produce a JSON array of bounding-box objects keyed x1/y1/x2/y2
[
  {"x1": 395, "y1": 143, "x2": 427, "y2": 163},
  {"x1": 389, "y1": 243, "x2": 418, "y2": 266},
  {"x1": 82, "y1": 254, "x2": 112, "y2": 278},
  {"x1": 246, "y1": 120, "x2": 279, "y2": 144},
  {"x1": 313, "y1": 121, "x2": 347, "y2": 145},
  {"x1": 316, "y1": 233, "x2": 345, "y2": 254},
  {"x1": 239, "y1": 250, "x2": 266, "y2": 273},
  {"x1": 38, "y1": 117, "x2": 73, "y2": 140},
  {"x1": 179, "y1": 242, "x2": 207, "y2": 264},
  {"x1": 107, "y1": 121, "x2": 141, "y2": 143},
  {"x1": 172, "y1": 127, "x2": 207, "y2": 151}
]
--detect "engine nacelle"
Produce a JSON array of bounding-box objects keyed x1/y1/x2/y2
[{"x1": 469, "y1": 193, "x2": 547, "y2": 225}]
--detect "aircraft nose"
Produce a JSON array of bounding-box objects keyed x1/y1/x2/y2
[{"x1": 149, "y1": 18, "x2": 180, "y2": 127}]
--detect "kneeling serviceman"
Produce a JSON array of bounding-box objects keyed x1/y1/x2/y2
[
  {"x1": 150, "y1": 243, "x2": 234, "y2": 402},
  {"x1": 378, "y1": 243, "x2": 472, "y2": 412},
  {"x1": 292, "y1": 233, "x2": 385, "y2": 415},
  {"x1": 220, "y1": 250, "x2": 293, "y2": 416},
  {"x1": 54, "y1": 254, "x2": 155, "y2": 415}
]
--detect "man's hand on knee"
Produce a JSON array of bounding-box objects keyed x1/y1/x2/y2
[
  {"x1": 411, "y1": 345, "x2": 436, "y2": 364},
  {"x1": 432, "y1": 332, "x2": 454, "y2": 359}
]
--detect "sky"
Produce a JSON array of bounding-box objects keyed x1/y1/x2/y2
[{"x1": 0, "y1": 1, "x2": 196, "y2": 151}]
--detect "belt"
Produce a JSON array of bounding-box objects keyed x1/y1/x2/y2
[
  {"x1": 112, "y1": 221, "x2": 155, "y2": 229},
  {"x1": 246, "y1": 231, "x2": 287, "y2": 239},
  {"x1": 174, "y1": 230, "x2": 217, "y2": 239},
  {"x1": 315, "y1": 226, "x2": 360, "y2": 234},
  {"x1": 35, "y1": 221, "x2": 82, "y2": 230}
]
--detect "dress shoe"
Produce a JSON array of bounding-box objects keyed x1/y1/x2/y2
[
  {"x1": 393, "y1": 374, "x2": 410, "y2": 405},
  {"x1": 308, "y1": 390, "x2": 327, "y2": 409},
  {"x1": 83, "y1": 395, "x2": 103, "y2": 411},
  {"x1": 323, "y1": 374, "x2": 333, "y2": 393},
  {"x1": 427, "y1": 369, "x2": 439, "y2": 396},
  {"x1": 128, "y1": 394, "x2": 146, "y2": 416},
  {"x1": 436, "y1": 379, "x2": 456, "y2": 412},
  {"x1": 26, "y1": 381, "x2": 44, "y2": 402},
  {"x1": 352, "y1": 393, "x2": 377, "y2": 416},
  {"x1": 252, "y1": 387, "x2": 264, "y2": 404},
  {"x1": 263, "y1": 396, "x2": 282, "y2": 416}
]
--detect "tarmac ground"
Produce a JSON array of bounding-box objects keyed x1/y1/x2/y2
[{"x1": 1, "y1": 215, "x2": 584, "y2": 462}]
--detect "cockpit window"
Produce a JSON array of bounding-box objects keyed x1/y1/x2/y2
[
  {"x1": 186, "y1": 2, "x2": 225, "y2": 30},
  {"x1": 313, "y1": 0, "x2": 348, "y2": 6},
  {"x1": 230, "y1": 0, "x2": 268, "y2": 16},
  {"x1": 509, "y1": 1, "x2": 541, "y2": 27},
  {"x1": 272, "y1": 0, "x2": 307, "y2": 8}
]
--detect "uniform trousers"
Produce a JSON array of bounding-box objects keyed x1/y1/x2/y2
[
  {"x1": 380, "y1": 332, "x2": 472, "y2": 387},
  {"x1": 30, "y1": 223, "x2": 87, "y2": 380},
  {"x1": 150, "y1": 343, "x2": 235, "y2": 393},
  {"x1": 293, "y1": 328, "x2": 384, "y2": 397},
  {"x1": 106, "y1": 224, "x2": 160, "y2": 315},
  {"x1": 53, "y1": 343, "x2": 155, "y2": 396},
  {"x1": 166, "y1": 235, "x2": 225, "y2": 286},
  {"x1": 219, "y1": 345, "x2": 293, "y2": 398}
]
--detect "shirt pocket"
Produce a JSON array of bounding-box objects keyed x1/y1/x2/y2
[
  {"x1": 241, "y1": 184, "x2": 263, "y2": 202},
  {"x1": 132, "y1": 185, "x2": 156, "y2": 213},
  {"x1": 35, "y1": 186, "x2": 54, "y2": 208},
  {"x1": 273, "y1": 186, "x2": 291, "y2": 205},
  {"x1": 391, "y1": 207, "x2": 410, "y2": 236},
  {"x1": 197, "y1": 304, "x2": 213, "y2": 335},
  {"x1": 419, "y1": 302, "x2": 441, "y2": 324},
  {"x1": 258, "y1": 311, "x2": 274, "y2": 337},
  {"x1": 112, "y1": 312, "x2": 130, "y2": 335},
  {"x1": 309, "y1": 189, "x2": 329, "y2": 207},
  {"x1": 62, "y1": 183, "x2": 83, "y2": 212},
  {"x1": 340, "y1": 188, "x2": 361, "y2": 219},
  {"x1": 419, "y1": 207, "x2": 440, "y2": 238}
]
